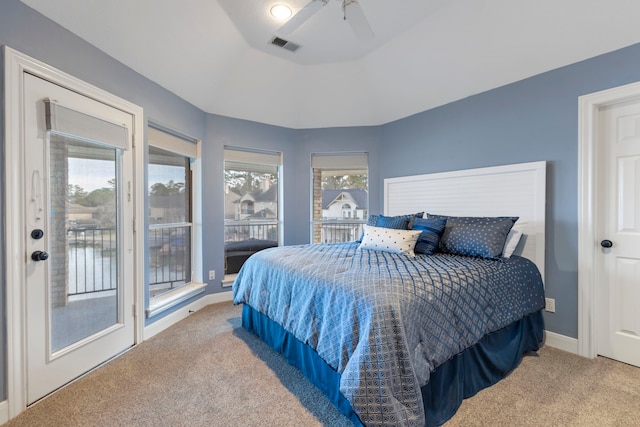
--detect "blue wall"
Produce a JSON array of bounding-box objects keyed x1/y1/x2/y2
[
  {"x1": 379, "y1": 44, "x2": 640, "y2": 337},
  {"x1": 3, "y1": 0, "x2": 640, "y2": 408}
]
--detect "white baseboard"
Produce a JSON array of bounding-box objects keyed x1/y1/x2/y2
[
  {"x1": 0, "y1": 399, "x2": 8, "y2": 424},
  {"x1": 544, "y1": 330, "x2": 578, "y2": 354},
  {"x1": 143, "y1": 291, "x2": 233, "y2": 340}
]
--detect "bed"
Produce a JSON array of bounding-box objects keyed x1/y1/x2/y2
[{"x1": 233, "y1": 161, "x2": 547, "y2": 426}]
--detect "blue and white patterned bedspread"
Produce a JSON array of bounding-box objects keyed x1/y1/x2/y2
[{"x1": 232, "y1": 242, "x2": 544, "y2": 427}]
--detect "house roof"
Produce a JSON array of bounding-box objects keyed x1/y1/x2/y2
[
  {"x1": 322, "y1": 189, "x2": 368, "y2": 210},
  {"x1": 248, "y1": 208, "x2": 276, "y2": 219},
  {"x1": 236, "y1": 186, "x2": 277, "y2": 204}
]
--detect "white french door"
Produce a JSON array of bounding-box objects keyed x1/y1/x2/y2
[
  {"x1": 596, "y1": 99, "x2": 640, "y2": 367},
  {"x1": 23, "y1": 72, "x2": 136, "y2": 404}
]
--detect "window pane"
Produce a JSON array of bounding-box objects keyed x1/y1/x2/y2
[
  {"x1": 149, "y1": 146, "x2": 190, "y2": 225},
  {"x1": 148, "y1": 145, "x2": 192, "y2": 298},
  {"x1": 312, "y1": 166, "x2": 368, "y2": 244},
  {"x1": 224, "y1": 157, "x2": 279, "y2": 275}
]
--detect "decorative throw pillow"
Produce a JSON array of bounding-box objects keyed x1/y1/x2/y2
[
  {"x1": 411, "y1": 217, "x2": 447, "y2": 255},
  {"x1": 357, "y1": 212, "x2": 424, "y2": 242},
  {"x1": 375, "y1": 214, "x2": 410, "y2": 230},
  {"x1": 427, "y1": 214, "x2": 518, "y2": 259},
  {"x1": 358, "y1": 225, "x2": 422, "y2": 256}
]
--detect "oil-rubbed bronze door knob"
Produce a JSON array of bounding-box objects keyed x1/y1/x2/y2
[
  {"x1": 31, "y1": 250, "x2": 49, "y2": 261},
  {"x1": 600, "y1": 240, "x2": 613, "y2": 248}
]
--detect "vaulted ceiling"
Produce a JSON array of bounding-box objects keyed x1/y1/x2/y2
[{"x1": 21, "y1": 0, "x2": 640, "y2": 129}]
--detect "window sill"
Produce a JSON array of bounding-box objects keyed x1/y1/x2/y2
[
  {"x1": 222, "y1": 274, "x2": 237, "y2": 288},
  {"x1": 146, "y1": 282, "x2": 206, "y2": 319}
]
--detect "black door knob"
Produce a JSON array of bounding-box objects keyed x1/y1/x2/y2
[
  {"x1": 600, "y1": 240, "x2": 613, "y2": 248},
  {"x1": 31, "y1": 250, "x2": 49, "y2": 261}
]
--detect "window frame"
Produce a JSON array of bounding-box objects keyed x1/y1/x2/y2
[
  {"x1": 146, "y1": 124, "x2": 203, "y2": 319},
  {"x1": 311, "y1": 152, "x2": 369, "y2": 244},
  {"x1": 223, "y1": 147, "x2": 283, "y2": 282}
]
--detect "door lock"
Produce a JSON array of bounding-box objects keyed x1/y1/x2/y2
[
  {"x1": 31, "y1": 251, "x2": 49, "y2": 262},
  {"x1": 600, "y1": 239, "x2": 613, "y2": 248},
  {"x1": 31, "y1": 229, "x2": 44, "y2": 240}
]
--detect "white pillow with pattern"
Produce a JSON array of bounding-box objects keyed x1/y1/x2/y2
[{"x1": 358, "y1": 225, "x2": 422, "y2": 256}]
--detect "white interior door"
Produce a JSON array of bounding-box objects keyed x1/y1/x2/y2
[
  {"x1": 23, "y1": 72, "x2": 136, "y2": 404},
  {"x1": 597, "y1": 100, "x2": 640, "y2": 367}
]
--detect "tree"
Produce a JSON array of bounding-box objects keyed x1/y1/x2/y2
[
  {"x1": 150, "y1": 180, "x2": 185, "y2": 196},
  {"x1": 224, "y1": 170, "x2": 277, "y2": 195},
  {"x1": 80, "y1": 187, "x2": 115, "y2": 207},
  {"x1": 68, "y1": 184, "x2": 87, "y2": 204},
  {"x1": 322, "y1": 173, "x2": 368, "y2": 190}
]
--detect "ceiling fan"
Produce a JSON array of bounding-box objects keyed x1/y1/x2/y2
[{"x1": 278, "y1": 0, "x2": 374, "y2": 42}]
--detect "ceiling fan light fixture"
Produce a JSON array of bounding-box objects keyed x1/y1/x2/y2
[{"x1": 270, "y1": 4, "x2": 293, "y2": 21}]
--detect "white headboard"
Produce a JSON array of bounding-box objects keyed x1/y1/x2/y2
[{"x1": 384, "y1": 161, "x2": 546, "y2": 279}]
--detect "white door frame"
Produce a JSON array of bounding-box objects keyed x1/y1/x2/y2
[
  {"x1": 577, "y1": 80, "x2": 640, "y2": 359},
  {"x1": 3, "y1": 47, "x2": 145, "y2": 418}
]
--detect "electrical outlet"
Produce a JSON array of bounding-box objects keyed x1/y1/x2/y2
[
  {"x1": 208, "y1": 270, "x2": 215, "y2": 280},
  {"x1": 545, "y1": 297, "x2": 555, "y2": 313}
]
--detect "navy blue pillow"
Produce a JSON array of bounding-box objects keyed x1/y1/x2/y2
[
  {"x1": 411, "y1": 217, "x2": 447, "y2": 255},
  {"x1": 427, "y1": 214, "x2": 518, "y2": 259},
  {"x1": 376, "y1": 214, "x2": 410, "y2": 229},
  {"x1": 357, "y1": 212, "x2": 424, "y2": 242}
]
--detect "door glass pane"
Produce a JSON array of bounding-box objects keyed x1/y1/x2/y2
[{"x1": 49, "y1": 134, "x2": 120, "y2": 354}]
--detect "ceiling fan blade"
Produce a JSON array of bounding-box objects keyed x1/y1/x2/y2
[
  {"x1": 278, "y1": 0, "x2": 329, "y2": 35},
  {"x1": 344, "y1": 0, "x2": 374, "y2": 42}
]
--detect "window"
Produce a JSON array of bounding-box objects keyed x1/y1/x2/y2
[
  {"x1": 147, "y1": 125, "x2": 202, "y2": 317},
  {"x1": 311, "y1": 153, "x2": 368, "y2": 243},
  {"x1": 224, "y1": 147, "x2": 282, "y2": 277}
]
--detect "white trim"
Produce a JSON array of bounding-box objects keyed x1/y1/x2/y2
[
  {"x1": 143, "y1": 291, "x2": 233, "y2": 340},
  {"x1": 222, "y1": 273, "x2": 237, "y2": 288},
  {"x1": 0, "y1": 400, "x2": 8, "y2": 424},
  {"x1": 146, "y1": 123, "x2": 204, "y2": 315},
  {"x1": 544, "y1": 330, "x2": 578, "y2": 354},
  {"x1": 577, "y1": 80, "x2": 640, "y2": 360},
  {"x1": 3, "y1": 46, "x2": 145, "y2": 420},
  {"x1": 146, "y1": 282, "x2": 206, "y2": 318}
]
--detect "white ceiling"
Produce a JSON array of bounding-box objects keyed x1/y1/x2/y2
[{"x1": 20, "y1": 0, "x2": 640, "y2": 129}]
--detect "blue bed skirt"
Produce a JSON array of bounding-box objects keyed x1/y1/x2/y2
[{"x1": 242, "y1": 305, "x2": 544, "y2": 426}]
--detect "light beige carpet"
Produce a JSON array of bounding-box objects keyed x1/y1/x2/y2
[{"x1": 6, "y1": 302, "x2": 640, "y2": 426}]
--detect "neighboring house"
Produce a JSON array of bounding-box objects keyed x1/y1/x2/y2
[
  {"x1": 234, "y1": 180, "x2": 277, "y2": 220},
  {"x1": 226, "y1": 178, "x2": 278, "y2": 242},
  {"x1": 67, "y1": 203, "x2": 99, "y2": 229},
  {"x1": 224, "y1": 187, "x2": 241, "y2": 220},
  {"x1": 322, "y1": 189, "x2": 368, "y2": 220}
]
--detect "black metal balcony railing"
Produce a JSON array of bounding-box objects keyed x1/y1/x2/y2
[
  {"x1": 314, "y1": 220, "x2": 365, "y2": 244},
  {"x1": 67, "y1": 225, "x2": 192, "y2": 299},
  {"x1": 149, "y1": 225, "x2": 191, "y2": 298},
  {"x1": 68, "y1": 227, "x2": 118, "y2": 296},
  {"x1": 224, "y1": 220, "x2": 279, "y2": 242},
  {"x1": 223, "y1": 220, "x2": 364, "y2": 245},
  {"x1": 67, "y1": 221, "x2": 362, "y2": 298}
]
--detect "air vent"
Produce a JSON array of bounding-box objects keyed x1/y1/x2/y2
[{"x1": 270, "y1": 36, "x2": 301, "y2": 53}]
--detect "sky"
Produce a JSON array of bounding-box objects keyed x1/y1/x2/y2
[{"x1": 68, "y1": 158, "x2": 184, "y2": 192}]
